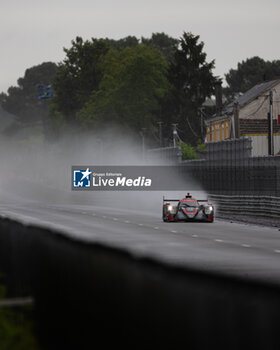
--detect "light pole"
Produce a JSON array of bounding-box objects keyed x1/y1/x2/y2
[
  {"x1": 140, "y1": 128, "x2": 146, "y2": 159},
  {"x1": 172, "y1": 123, "x2": 178, "y2": 148},
  {"x1": 268, "y1": 90, "x2": 274, "y2": 155},
  {"x1": 157, "y1": 122, "x2": 163, "y2": 147}
]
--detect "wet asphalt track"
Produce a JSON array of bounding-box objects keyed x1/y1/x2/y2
[{"x1": 1, "y1": 199, "x2": 280, "y2": 285}]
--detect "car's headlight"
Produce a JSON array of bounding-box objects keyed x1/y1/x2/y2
[
  {"x1": 168, "y1": 205, "x2": 173, "y2": 211},
  {"x1": 204, "y1": 206, "x2": 213, "y2": 215}
]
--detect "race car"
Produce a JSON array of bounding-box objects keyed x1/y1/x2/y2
[{"x1": 162, "y1": 193, "x2": 214, "y2": 223}]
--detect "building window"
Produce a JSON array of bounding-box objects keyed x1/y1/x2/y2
[
  {"x1": 215, "y1": 124, "x2": 219, "y2": 141},
  {"x1": 226, "y1": 122, "x2": 229, "y2": 138}
]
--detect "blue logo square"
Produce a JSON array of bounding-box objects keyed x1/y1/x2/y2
[{"x1": 73, "y1": 168, "x2": 91, "y2": 188}]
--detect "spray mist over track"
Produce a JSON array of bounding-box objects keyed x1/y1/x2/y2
[{"x1": 0, "y1": 126, "x2": 206, "y2": 216}]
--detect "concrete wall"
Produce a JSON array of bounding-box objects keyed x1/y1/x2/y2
[{"x1": 1, "y1": 217, "x2": 280, "y2": 349}]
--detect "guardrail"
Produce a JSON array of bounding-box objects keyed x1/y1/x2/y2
[{"x1": 209, "y1": 194, "x2": 280, "y2": 218}]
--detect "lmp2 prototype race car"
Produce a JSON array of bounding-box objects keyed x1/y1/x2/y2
[{"x1": 162, "y1": 193, "x2": 214, "y2": 223}]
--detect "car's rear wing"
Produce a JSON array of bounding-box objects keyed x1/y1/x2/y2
[
  {"x1": 163, "y1": 197, "x2": 180, "y2": 202},
  {"x1": 163, "y1": 196, "x2": 209, "y2": 202}
]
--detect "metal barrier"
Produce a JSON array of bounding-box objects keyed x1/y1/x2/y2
[
  {"x1": 206, "y1": 137, "x2": 253, "y2": 162},
  {"x1": 183, "y1": 157, "x2": 280, "y2": 196},
  {"x1": 209, "y1": 194, "x2": 280, "y2": 218},
  {"x1": 147, "y1": 146, "x2": 182, "y2": 164},
  {"x1": 148, "y1": 142, "x2": 280, "y2": 196}
]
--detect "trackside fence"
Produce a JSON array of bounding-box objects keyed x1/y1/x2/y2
[
  {"x1": 208, "y1": 194, "x2": 280, "y2": 218},
  {"x1": 148, "y1": 139, "x2": 280, "y2": 196},
  {"x1": 148, "y1": 140, "x2": 280, "y2": 218},
  {"x1": 185, "y1": 157, "x2": 280, "y2": 196},
  {"x1": 147, "y1": 146, "x2": 182, "y2": 164},
  {"x1": 205, "y1": 137, "x2": 253, "y2": 161}
]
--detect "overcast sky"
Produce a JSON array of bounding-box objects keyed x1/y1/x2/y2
[{"x1": 1, "y1": 0, "x2": 279, "y2": 92}]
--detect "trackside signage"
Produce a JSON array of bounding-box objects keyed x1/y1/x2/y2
[{"x1": 72, "y1": 166, "x2": 194, "y2": 191}]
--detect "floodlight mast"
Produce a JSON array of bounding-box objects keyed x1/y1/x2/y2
[
  {"x1": 268, "y1": 90, "x2": 274, "y2": 156},
  {"x1": 172, "y1": 123, "x2": 179, "y2": 148}
]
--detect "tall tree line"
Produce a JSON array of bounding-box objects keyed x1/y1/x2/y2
[{"x1": 4, "y1": 33, "x2": 280, "y2": 145}]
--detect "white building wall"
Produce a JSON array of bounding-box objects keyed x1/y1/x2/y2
[{"x1": 250, "y1": 135, "x2": 280, "y2": 156}]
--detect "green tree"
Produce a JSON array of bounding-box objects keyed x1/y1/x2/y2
[
  {"x1": 0, "y1": 62, "x2": 58, "y2": 123},
  {"x1": 166, "y1": 32, "x2": 217, "y2": 144},
  {"x1": 52, "y1": 36, "x2": 109, "y2": 121},
  {"x1": 104, "y1": 36, "x2": 139, "y2": 50},
  {"x1": 141, "y1": 32, "x2": 178, "y2": 62},
  {"x1": 105, "y1": 33, "x2": 177, "y2": 61},
  {"x1": 177, "y1": 141, "x2": 198, "y2": 160},
  {"x1": 225, "y1": 57, "x2": 280, "y2": 97},
  {"x1": 78, "y1": 45, "x2": 169, "y2": 132}
]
